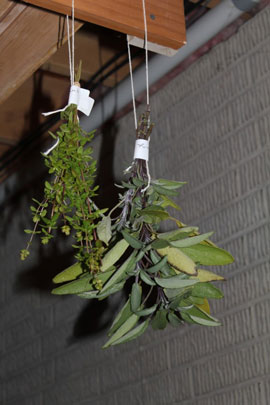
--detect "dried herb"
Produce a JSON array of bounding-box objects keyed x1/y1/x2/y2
[
  {"x1": 21, "y1": 103, "x2": 106, "y2": 273},
  {"x1": 51, "y1": 107, "x2": 234, "y2": 347}
]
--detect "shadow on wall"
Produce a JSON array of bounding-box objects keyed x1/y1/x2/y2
[
  {"x1": 0, "y1": 71, "x2": 54, "y2": 242},
  {"x1": 5, "y1": 106, "x2": 126, "y2": 341}
]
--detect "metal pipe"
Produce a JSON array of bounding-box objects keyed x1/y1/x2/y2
[{"x1": 81, "y1": 0, "x2": 259, "y2": 132}]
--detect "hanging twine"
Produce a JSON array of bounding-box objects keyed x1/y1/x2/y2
[
  {"x1": 127, "y1": 0, "x2": 151, "y2": 192},
  {"x1": 43, "y1": 1, "x2": 94, "y2": 154}
]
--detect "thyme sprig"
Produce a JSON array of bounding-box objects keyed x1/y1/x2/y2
[{"x1": 21, "y1": 104, "x2": 106, "y2": 272}]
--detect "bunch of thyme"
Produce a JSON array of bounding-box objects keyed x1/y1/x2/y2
[{"x1": 21, "y1": 104, "x2": 106, "y2": 273}]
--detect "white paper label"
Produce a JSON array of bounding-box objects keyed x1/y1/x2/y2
[
  {"x1": 42, "y1": 85, "x2": 95, "y2": 117},
  {"x1": 68, "y1": 85, "x2": 95, "y2": 116},
  {"x1": 133, "y1": 139, "x2": 149, "y2": 161}
]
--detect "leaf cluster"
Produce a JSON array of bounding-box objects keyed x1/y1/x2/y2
[
  {"x1": 51, "y1": 168, "x2": 234, "y2": 347},
  {"x1": 21, "y1": 105, "x2": 106, "y2": 271},
  {"x1": 23, "y1": 107, "x2": 234, "y2": 347}
]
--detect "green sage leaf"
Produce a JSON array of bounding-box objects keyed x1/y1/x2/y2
[
  {"x1": 151, "y1": 239, "x2": 170, "y2": 249},
  {"x1": 51, "y1": 274, "x2": 92, "y2": 295},
  {"x1": 153, "y1": 179, "x2": 186, "y2": 190},
  {"x1": 140, "y1": 270, "x2": 155, "y2": 286},
  {"x1": 110, "y1": 319, "x2": 149, "y2": 346},
  {"x1": 191, "y1": 269, "x2": 225, "y2": 282},
  {"x1": 103, "y1": 313, "x2": 139, "y2": 348},
  {"x1": 160, "y1": 195, "x2": 181, "y2": 211},
  {"x1": 189, "y1": 315, "x2": 221, "y2": 326},
  {"x1": 136, "y1": 305, "x2": 157, "y2": 316},
  {"x1": 192, "y1": 282, "x2": 224, "y2": 299},
  {"x1": 108, "y1": 299, "x2": 132, "y2": 336},
  {"x1": 100, "y1": 252, "x2": 136, "y2": 294},
  {"x1": 147, "y1": 255, "x2": 168, "y2": 273},
  {"x1": 53, "y1": 262, "x2": 83, "y2": 284},
  {"x1": 97, "y1": 216, "x2": 112, "y2": 245},
  {"x1": 155, "y1": 275, "x2": 198, "y2": 289},
  {"x1": 101, "y1": 239, "x2": 129, "y2": 271},
  {"x1": 130, "y1": 283, "x2": 142, "y2": 312},
  {"x1": 179, "y1": 244, "x2": 234, "y2": 266},
  {"x1": 151, "y1": 309, "x2": 168, "y2": 330},
  {"x1": 157, "y1": 246, "x2": 197, "y2": 275},
  {"x1": 168, "y1": 312, "x2": 182, "y2": 326},
  {"x1": 158, "y1": 228, "x2": 198, "y2": 241},
  {"x1": 121, "y1": 230, "x2": 144, "y2": 249},
  {"x1": 132, "y1": 177, "x2": 145, "y2": 187},
  {"x1": 139, "y1": 208, "x2": 170, "y2": 222},
  {"x1": 170, "y1": 232, "x2": 214, "y2": 248},
  {"x1": 152, "y1": 184, "x2": 179, "y2": 196},
  {"x1": 77, "y1": 291, "x2": 99, "y2": 299},
  {"x1": 98, "y1": 281, "x2": 125, "y2": 300}
]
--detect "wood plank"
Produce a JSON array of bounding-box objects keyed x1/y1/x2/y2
[
  {"x1": 0, "y1": 3, "x2": 82, "y2": 104},
  {"x1": 41, "y1": 25, "x2": 144, "y2": 87},
  {"x1": 0, "y1": 0, "x2": 14, "y2": 19},
  {"x1": 24, "y1": 0, "x2": 186, "y2": 49},
  {"x1": 0, "y1": 2, "x2": 26, "y2": 36},
  {"x1": 189, "y1": 0, "x2": 221, "y2": 7}
]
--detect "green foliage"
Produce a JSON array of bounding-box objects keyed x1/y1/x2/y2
[
  {"x1": 23, "y1": 108, "x2": 234, "y2": 347},
  {"x1": 54, "y1": 157, "x2": 233, "y2": 346},
  {"x1": 21, "y1": 105, "x2": 106, "y2": 276}
]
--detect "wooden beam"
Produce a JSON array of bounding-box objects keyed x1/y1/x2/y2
[
  {"x1": 24, "y1": 0, "x2": 186, "y2": 49},
  {"x1": 0, "y1": 2, "x2": 82, "y2": 105}
]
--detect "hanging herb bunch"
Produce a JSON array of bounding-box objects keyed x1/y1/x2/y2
[
  {"x1": 51, "y1": 107, "x2": 234, "y2": 348},
  {"x1": 21, "y1": 80, "x2": 107, "y2": 278}
]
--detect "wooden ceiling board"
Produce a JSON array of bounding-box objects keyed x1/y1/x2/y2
[
  {"x1": 41, "y1": 26, "x2": 144, "y2": 87},
  {"x1": 24, "y1": 0, "x2": 186, "y2": 49},
  {"x1": 0, "y1": 2, "x2": 82, "y2": 105},
  {"x1": 0, "y1": 72, "x2": 70, "y2": 143}
]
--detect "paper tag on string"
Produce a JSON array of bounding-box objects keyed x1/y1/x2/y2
[
  {"x1": 133, "y1": 139, "x2": 149, "y2": 161},
  {"x1": 42, "y1": 85, "x2": 94, "y2": 117},
  {"x1": 68, "y1": 85, "x2": 95, "y2": 116}
]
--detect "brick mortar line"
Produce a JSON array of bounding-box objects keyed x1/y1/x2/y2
[
  {"x1": 178, "y1": 177, "x2": 270, "y2": 227},
  {"x1": 0, "y1": 237, "x2": 268, "y2": 348},
  {"x1": 97, "y1": 340, "x2": 270, "y2": 405},
  {"x1": 148, "y1": 8, "x2": 270, "y2": 122},
  {"x1": 151, "y1": 92, "x2": 270, "y2": 170},
  {"x1": 3, "y1": 286, "x2": 270, "y2": 385},
  {"x1": 170, "y1": 144, "x2": 270, "y2": 201},
  {"x1": 220, "y1": 255, "x2": 269, "y2": 279},
  {"x1": 180, "y1": 182, "x2": 270, "y2": 229},
  {"x1": 213, "y1": 217, "x2": 270, "y2": 246},
  {"x1": 154, "y1": 63, "x2": 270, "y2": 152},
  {"x1": 2, "y1": 305, "x2": 270, "y2": 405},
  {"x1": 137, "y1": 335, "x2": 270, "y2": 400},
  {"x1": 153, "y1": 29, "x2": 270, "y2": 138},
  {"x1": 1, "y1": 218, "x2": 269, "y2": 357},
  {"x1": 171, "y1": 374, "x2": 270, "y2": 405},
  {"x1": 0, "y1": 252, "x2": 269, "y2": 359},
  {"x1": 164, "y1": 114, "x2": 270, "y2": 174}
]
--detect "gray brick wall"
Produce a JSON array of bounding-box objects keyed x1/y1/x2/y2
[{"x1": 1, "y1": 7, "x2": 270, "y2": 404}]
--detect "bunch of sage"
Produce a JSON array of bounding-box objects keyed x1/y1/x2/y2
[{"x1": 52, "y1": 108, "x2": 234, "y2": 348}]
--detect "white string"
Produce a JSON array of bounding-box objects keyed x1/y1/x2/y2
[
  {"x1": 66, "y1": 0, "x2": 75, "y2": 86},
  {"x1": 71, "y1": 0, "x2": 75, "y2": 85},
  {"x1": 141, "y1": 0, "x2": 151, "y2": 191},
  {"x1": 127, "y1": 0, "x2": 150, "y2": 129},
  {"x1": 44, "y1": 138, "x2": 59, "y2": 155},
  {"x1": 127, "y1": 39, "x2": 138, "y2": 130},
  {"x1": 141, "y1": 160, "x2": 151, "y2": 193},
  {"x1": 142, "y1": 0, "x2": 149, "y2": 107},
  {"x1": 126, "y1": 0, "x2": 151, "y2": 191},
  {"x1": 66, "y1": 16, "x2": 73, "y2": 85},
  {"x1": 44, "y1": 2, "x2": 74, "y2": 155}
]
